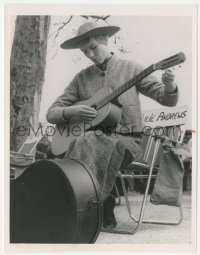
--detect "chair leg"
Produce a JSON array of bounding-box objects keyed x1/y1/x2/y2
[
  {"x1": 101, "y1": 139, "x2": 183, "y2": 235},
  {"x1": 119, "y1": 172, "x2": 183, "y2": 227},
  {"x1": 114, "y1": 183, "x2": 121, "y2": 205}
]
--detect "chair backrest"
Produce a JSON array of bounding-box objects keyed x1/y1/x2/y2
[
  {"x1": 19, "y1": 141, "x2": 38, "y2": 155},
  {"x1": 141, "y1": 130, "x2": 161, "y2": 166},
  {"x1": 18, "y1": 135, "x2": 42, "y2": 155},
  {"x1": 141, "y1": 125, "x2": 182, "y2": 166}
]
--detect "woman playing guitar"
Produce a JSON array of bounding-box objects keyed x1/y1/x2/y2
[{"x1": 46, "y1": 21, "x2": 180, "y2": 230}]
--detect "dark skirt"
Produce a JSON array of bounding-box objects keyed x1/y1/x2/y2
[{"x1": 64, "y1": 131, "x2": 143, "y2": 200}]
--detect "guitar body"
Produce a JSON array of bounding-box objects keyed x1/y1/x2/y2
[{"x1": 51, "y1": 87, "x2": 122, "y2": 156}]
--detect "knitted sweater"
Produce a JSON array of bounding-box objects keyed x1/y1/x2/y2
[{"x1": 46, "y1": 54, "x2": 179, "y2": 132}]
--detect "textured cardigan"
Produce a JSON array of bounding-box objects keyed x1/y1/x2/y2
[{"x1": 46, "y1": 54, "x2": 179, "y2": 133}]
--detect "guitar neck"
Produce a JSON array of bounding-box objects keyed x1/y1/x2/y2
[{"x1": 96, "y1": 64, "x2": 155, "y2": 110}]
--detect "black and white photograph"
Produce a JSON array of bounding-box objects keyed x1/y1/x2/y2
[{"x1": 4, "y1": 2, "x2": 197, "y2": 253}]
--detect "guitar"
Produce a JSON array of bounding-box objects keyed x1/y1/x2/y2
[{"x1": 51, "y1": 52, "x2": 186, "y2": 155}]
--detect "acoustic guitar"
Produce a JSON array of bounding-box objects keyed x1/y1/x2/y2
[{"x1": 51, "y1": 52, "x2": 186, "y2": 156}]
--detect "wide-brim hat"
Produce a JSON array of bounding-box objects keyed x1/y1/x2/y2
[{"x1": 60, "y1": 22, "x2": 120, "y2": 49}]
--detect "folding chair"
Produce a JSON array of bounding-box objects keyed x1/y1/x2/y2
[
  {"x1": 18, "y1": 137, "x2": 40, "y2": 155},
  {"x1": 10, "y1": 135, "x2": 42, "y2": 179},
  {"x1": 102, "y1": 125, "x2": 183, "y2": 234}
]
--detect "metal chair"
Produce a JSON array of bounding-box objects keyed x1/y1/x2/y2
[
  {"x1": 102, "y1": 125, "x2": 184, "y2": 234},
  {"x1": 10, "y1": 135, "x2": 42, "y2": 179}
]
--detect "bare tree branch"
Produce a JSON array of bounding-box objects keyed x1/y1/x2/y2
[
  {"x1": 81, "y1": 15, "x2": 89, "y2": 19},
  {"x1": 49, "y1": 15, "x2": 111, "y2": 43},
  {"x1": 50, "y1": 44, "x2": 59, "y2": 60},
  {"x1": 48, "y1": 16, "x2": 73, "y2": 41},
  {"x1": 81, "y1": 15, "x2": 110, "y2": 22},
  {"x1": 90, "y1": 15, "x2": 110, "y2": 20}
]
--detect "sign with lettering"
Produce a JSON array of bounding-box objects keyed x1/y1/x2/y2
[{"x1": 142, "y1": 105, "x2": 189, "y2": 128}]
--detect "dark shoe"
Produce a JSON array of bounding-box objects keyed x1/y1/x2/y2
[
  {"x1": 103, "y1": 195, "x2": 117, "y2": 229},
  {"x1": 103, "y1": 216, "x2": 117, "y2": 229}
]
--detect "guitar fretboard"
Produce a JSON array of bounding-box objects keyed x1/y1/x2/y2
[{"x1": 96, "y1": 64, "x2": 154, "y2": 110}]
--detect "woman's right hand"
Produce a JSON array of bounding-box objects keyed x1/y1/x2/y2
[{"x1": 63, "y1": 105, "x2": 97, "y2": 121}]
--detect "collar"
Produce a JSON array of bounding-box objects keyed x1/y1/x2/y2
[
  {"x1": 97, "y1": 54, "x2": 113, "y2": 71},
  {"x1": 94, "y1": 53, "x2": 118, "y2": 72}
]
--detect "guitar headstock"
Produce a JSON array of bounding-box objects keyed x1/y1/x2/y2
[{"x1": 154, "y1": 52, "x2": 186, "y2": 71}]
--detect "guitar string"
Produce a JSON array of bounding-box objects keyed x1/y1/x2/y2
[
  {"x1": 95, "y1": 54, "x2": 184, "y2": 110},
  {"x1": 96, "y1": 65, "x2": 154, "y2": 110}
]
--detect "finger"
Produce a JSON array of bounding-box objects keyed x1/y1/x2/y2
[
  {"x1": 162, "y1": 73, "x2": 175, "y2": 80},
  {"x1": 163, "y1": 76, "x2": 175, "y2": 82},
  {"x1": 164, "y1": 70, "x2": 175, "y2": 77},
  {"x1": 81, "y1": 105, "x2": 96, "y2": 110},
  {"x1": 82, "y1": 109, "x2": 97, "y2": 115},
  {"x1": 81, "y1": 106, "x2": 97, "y2": 113},
  {"x1": 82, "y1": 114, "x2": 97, "y2": 120},
  {"x1": 163, "y1": 72, "x2": 175, "y2": 78},
  {"x1": 81, "y1": 111, "x2": 97, "y2": 117},
  {"x1": 163, "y1": 74, "x2": 175, "y2": 80},
  {"x1": 165, "y1": 69, "x2": 174, "y2": 74}
]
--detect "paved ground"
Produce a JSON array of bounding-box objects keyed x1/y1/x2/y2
[{"x1": 96, "y1": 191, "x2": 191, "y2": 244}]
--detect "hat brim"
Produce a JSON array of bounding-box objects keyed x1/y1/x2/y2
[{"x1": 60, "y1": 26, "x2": 120, "y2": 49}]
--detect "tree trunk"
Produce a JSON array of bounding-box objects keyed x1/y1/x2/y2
[{"x1": 10, "y1": 16, "x2": 50, "y2": 151}]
